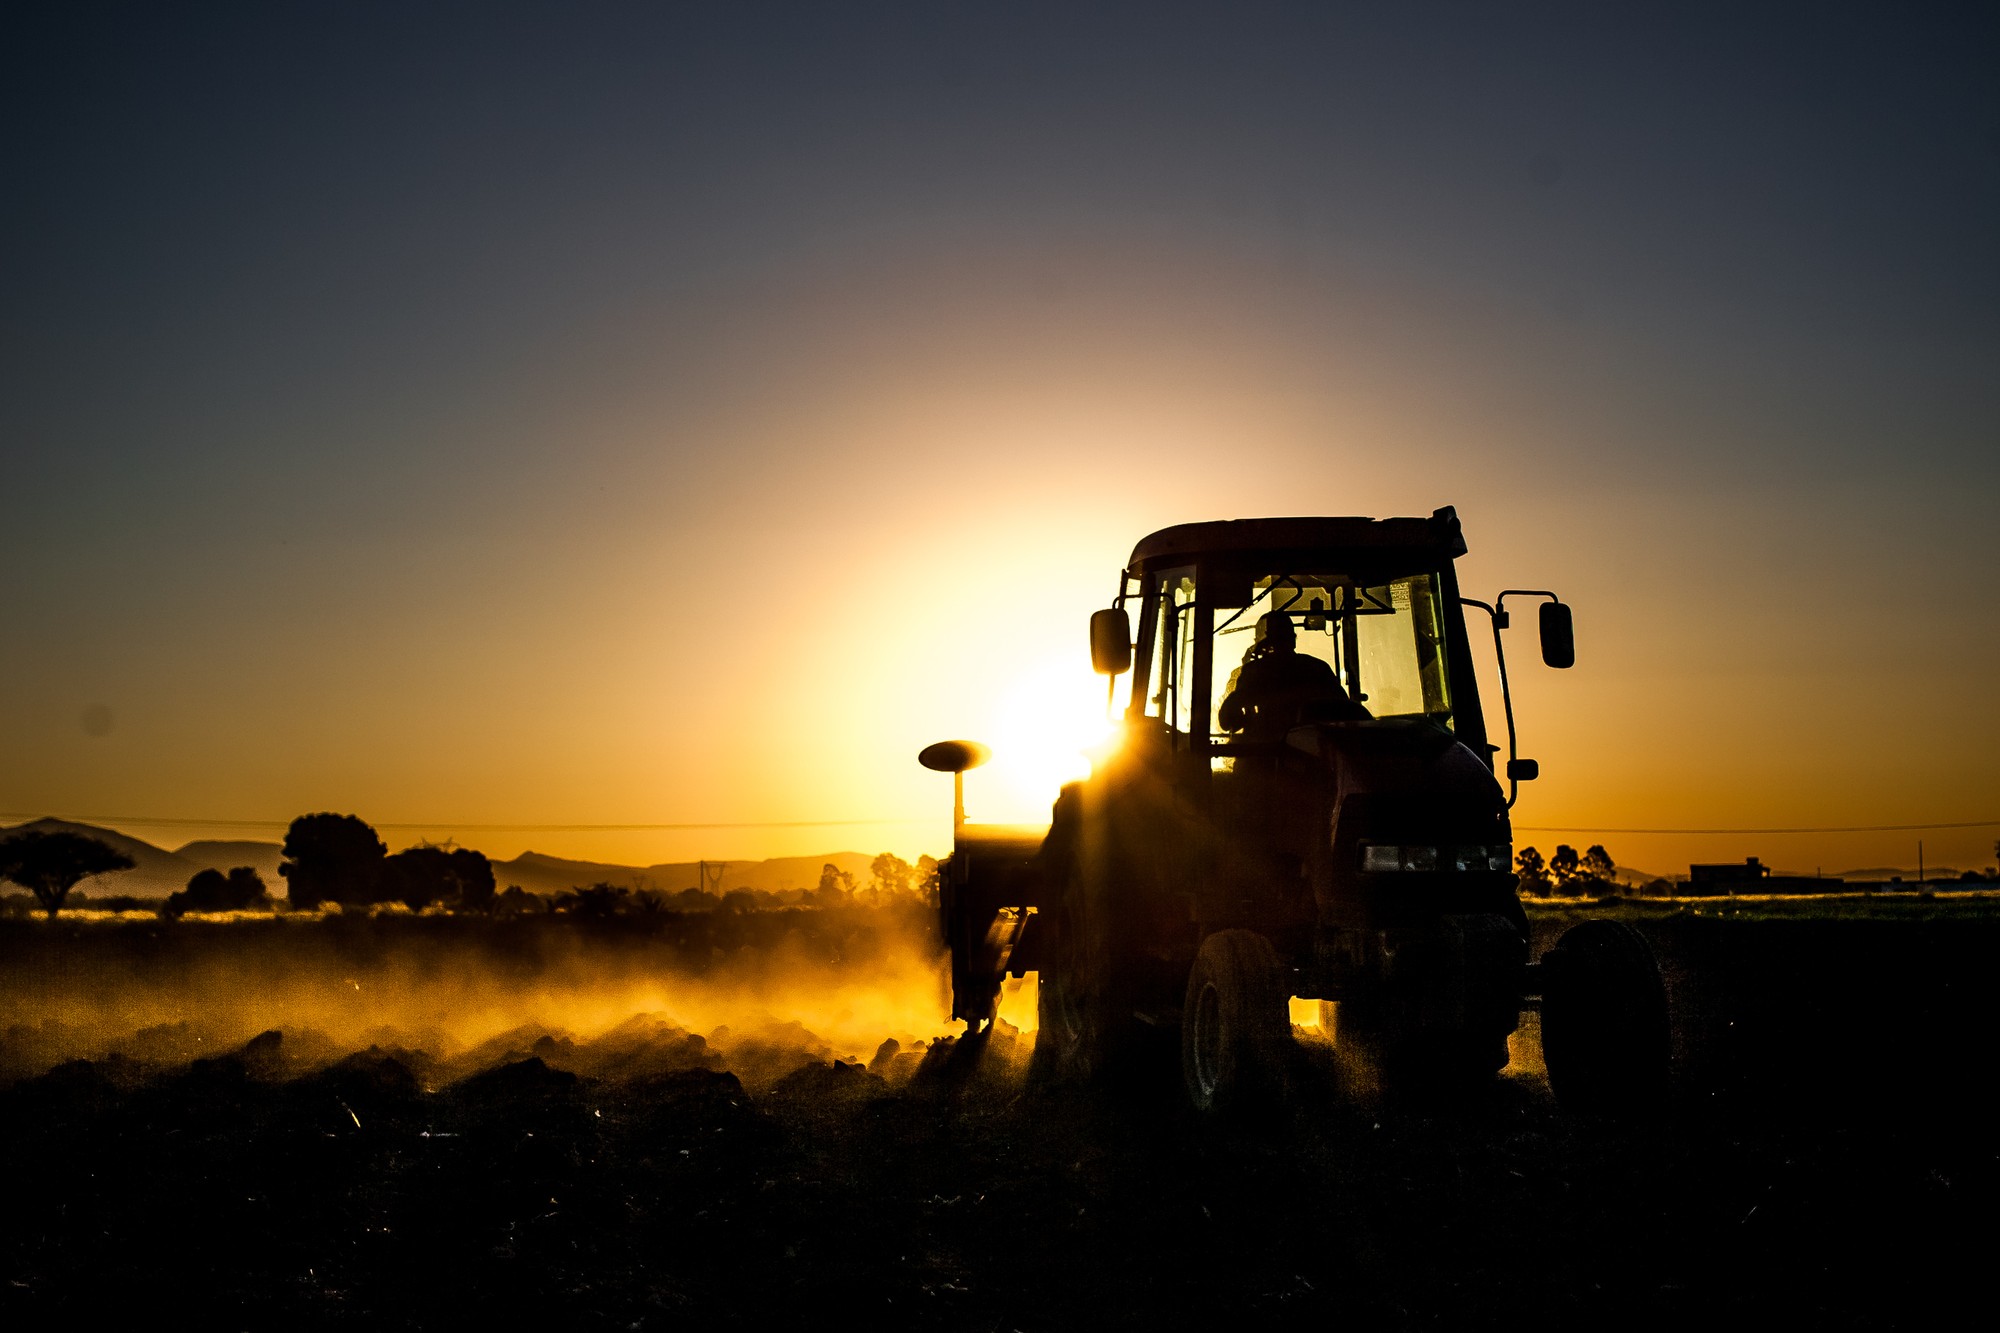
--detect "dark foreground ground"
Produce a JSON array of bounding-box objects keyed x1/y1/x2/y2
[{"x1": 3, "y1": 907, "x2": 1996, "y2": 1329}]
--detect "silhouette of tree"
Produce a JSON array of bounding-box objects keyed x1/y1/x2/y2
[
  {"x1": 1515, "y1": 846, "x2": 1549, "y2": 895},
  {"x1": 1582, "y1": 845, "x2": 1615, "y2": 883},
  {"x1": 279, "y1": 814, "x2": 388, "y2": 909},
  {"x1": 1549, "y1": 844, "x2": 1582, "y2": 889},
  {"x1": 162, "y1": 865, "x2": 271, "y2": 917},
  {"x1": 816, "y1": 863, "x2": 856, "y2": 897},
  {"x1": 493, "y1": 884, "x2": 546, "y2": 914},
  {"x1": 870, "y1": 853, "x2": 913, "y2": 901},
  {"x1": 0, "y1": 831, "x2": 136, "y2": 916},
  {"x1": 721, "y1": 888, "x2": 759, "y2": 913},
  {"x1": 455, "y1": 852, "x2": 496, "y2": 912},
  {"x1": 385, "y1": 844, "x2": 495, "y2": 911},
  {"x1": 915, "y1": 854, "x2": 941, "y2": 901},
  {"x1": 555, "y1": 882, "x2": 629, "y2": 917}
]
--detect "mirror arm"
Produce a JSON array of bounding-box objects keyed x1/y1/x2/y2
[
  {"x1": 1496, "y1": 589, "x2": 1563, "y2": 625},
  {"x1": 1110, "y1": 569, "x2": 1136, "y2": 716},
  {"x1": 1461, "y1": 597, "x2": 1526, "y2": 809}
]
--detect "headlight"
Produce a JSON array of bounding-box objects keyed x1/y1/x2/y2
[
  {"x1": 1360, "y1": 843, "x2": 1442, "y2": 872},
  {"x1": 1362, "y1": 843, "x2": 1512, "y2": 872},
  {"x1": 1361, "y1": 844, "x2": 1404, "y2": 873}
]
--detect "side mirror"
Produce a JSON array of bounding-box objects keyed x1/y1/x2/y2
[
  {"x1": 1507, "y1": 758, "x2": 1540, "y2": 782},
  {"x1": 1539, "y1": 601, "x2": 1575, "y2": 669},
  {"x1": 1089, "y1": 607, "x2": 1132, "y2": 676},
  {"x1": 918, "y1": 740, "x2": 990, "y2": 774}
]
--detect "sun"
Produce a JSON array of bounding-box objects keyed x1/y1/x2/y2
[{"x1": 974, "y1": 657, "x2": 1118, "y2": 825}]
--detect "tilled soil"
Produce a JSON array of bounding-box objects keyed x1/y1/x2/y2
[{"x1": 2, "y1": 1023, "x2": 1989, "y2": 1330}]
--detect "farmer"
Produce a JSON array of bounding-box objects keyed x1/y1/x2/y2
[{"x1": 1218, "y1": 612, "x2": 1364, "y2": 737}]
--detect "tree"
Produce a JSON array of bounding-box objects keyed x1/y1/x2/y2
[
  {"x1": 385, "y1": 844, "x2": 495, "y2": 911},
  {"x1": 555, "y1": 882, "x2": 629, "y2": 917},
  {"x1": 0, "y1": 831, "x2": 136, "y2": 916},
  {"x1": 1515, "y1": 846, "x2": 1549, "y2": 895},
  {"x1": 1548, "y1": 844, "x2": 1582, "y2": 890},
  {"x1": 870, "y1": 853, "x2": 914, "y2": 902},
  {"x1": 1582, "y1": 845, "x2": 1615, "y2": 884},
  {"x1": 915, "y1": 854, "x2": 941, "y2": 902},
  {"x1": 493, "y1": 884, "x2": 546, "y2": 914},
  {"x1": 816, "y1": 863, "x2": 856, "y2": 898},
  {"x1": 279, "y1": 814, "x2": 387, "y2": 909},
  {"x1": 454, "y1": 851, "x2": 497, "y2": 912},
  {"x1": 162, "y1": 866, "x2": 271, "y2": 918}
]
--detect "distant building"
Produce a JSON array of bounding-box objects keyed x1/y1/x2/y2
[{"x1": 1682, "y1": 856, "x2": 1831, "y2": 896}]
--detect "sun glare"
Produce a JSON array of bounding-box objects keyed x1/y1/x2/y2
[{"x1": 976, "y1": 658, "x2": 1117, "y2": 825}]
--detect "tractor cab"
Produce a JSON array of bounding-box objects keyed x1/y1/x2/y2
[{"x1": 1107, "y1": 513, "x2": 1485, "y2": 763}]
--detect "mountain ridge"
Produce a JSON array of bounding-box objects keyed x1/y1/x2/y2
[{"x1": 0, "y1": 820, "x2": 893, "y2": 900}]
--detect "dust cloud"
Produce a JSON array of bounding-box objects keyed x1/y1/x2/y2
[{"x1": 0, "y1": 905, "x2": 1041, "y2": 1090}]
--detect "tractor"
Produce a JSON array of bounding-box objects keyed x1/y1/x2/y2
[{"x1": 922, "y1": 508, "x2": 1669, "y2": 1117}]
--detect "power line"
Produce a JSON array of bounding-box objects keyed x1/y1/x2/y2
[
  {"x1": 0, "y1": 813, "x2": 933, "y2": 832},
  {"x1": 9, "y1": 811, "x2": 1995, "y2": 838},
  {"x1": 1515, "y1": 819, "x2": 2000, "y2": 835}
]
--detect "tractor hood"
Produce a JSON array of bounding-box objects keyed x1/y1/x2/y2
[{"x1": 1287, "y1": 718, "x2": 1510, "y2": 838}]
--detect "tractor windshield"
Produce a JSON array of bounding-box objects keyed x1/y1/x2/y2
[{"x1": 1209, "y1": 570, "x2": 1453, "y2": 736}]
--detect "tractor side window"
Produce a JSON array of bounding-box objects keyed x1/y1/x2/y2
[
  {"x1": 1142, "y1": 567, "x2": 1196, "y2": 730},
  {"x1": 1170, "y1": 573, "x2": 1199, "y2": 736}
]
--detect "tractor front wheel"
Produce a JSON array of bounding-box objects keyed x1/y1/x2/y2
[
  {"x1": 1540, "y1": 919, "x2": 1670, "y2": 1119},
  {"x1": 1182, "y1": 929, "x2": 1290, "y2": 1118}
]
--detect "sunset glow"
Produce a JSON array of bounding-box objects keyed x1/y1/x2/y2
[
  {"x1": 0, "y1": 5, "x2": 1993, "y2": 883},
  {"x1": 978, "y1": 658, "x2": 1118, "y2": 826}
]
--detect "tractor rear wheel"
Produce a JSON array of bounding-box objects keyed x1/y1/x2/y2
[
  {"x1": 1540, "y1": 919, "x2": 1670, "y2": 1119},
  {"x1": 1182, "y1": 929, "x2": 1290, "y2": 1118},
  {"x1": 1034, "y1": 872, "x2": 1140, "y2": 1084},
  {"x1": 1033, "y1": 911, "x2": 1091, "y2": 1080}
]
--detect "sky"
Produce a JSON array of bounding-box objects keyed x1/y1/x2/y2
[{"x1": 3, "y1": 2, "x2": 1996, "y2": 878}]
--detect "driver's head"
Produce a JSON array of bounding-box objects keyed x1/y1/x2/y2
[{"x1": 1257, "y1": 613, "x2": 1296, "y2": 651}]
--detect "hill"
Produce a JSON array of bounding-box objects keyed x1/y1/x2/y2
[
  {"x1": 0, "y1": 818, "x2": 201, "y2": 898},
  {"x1": 0, "y1": 822, "x2": 897, "y2": 903},
  {"x1": 175, "y1": 839, "x2": 286, "y2": 884},
  {"x1": 490, "y1": 851, "x2": 880, "y2": 898}
]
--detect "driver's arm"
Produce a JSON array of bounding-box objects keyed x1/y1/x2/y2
[{"x1": 1217, "y1": 666, "x2": 1247, "y2": 731}]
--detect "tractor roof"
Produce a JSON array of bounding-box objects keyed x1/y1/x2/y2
[{"x1": 1127, "y1": 508, "x2": 1467, "y2": 570}]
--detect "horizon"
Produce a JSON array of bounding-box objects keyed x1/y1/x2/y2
[{"x1": 3, "y1": 814, "x2": 1985, "y2": 897}]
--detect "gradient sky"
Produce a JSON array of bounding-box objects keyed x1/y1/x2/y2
[{"x1": 4, "y1": 2, "x2": 1996, "y2": 877}]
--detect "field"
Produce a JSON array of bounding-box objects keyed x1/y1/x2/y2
[{"x1": 3, "y1": 900, "x2": 1995, "y2": 1328}]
